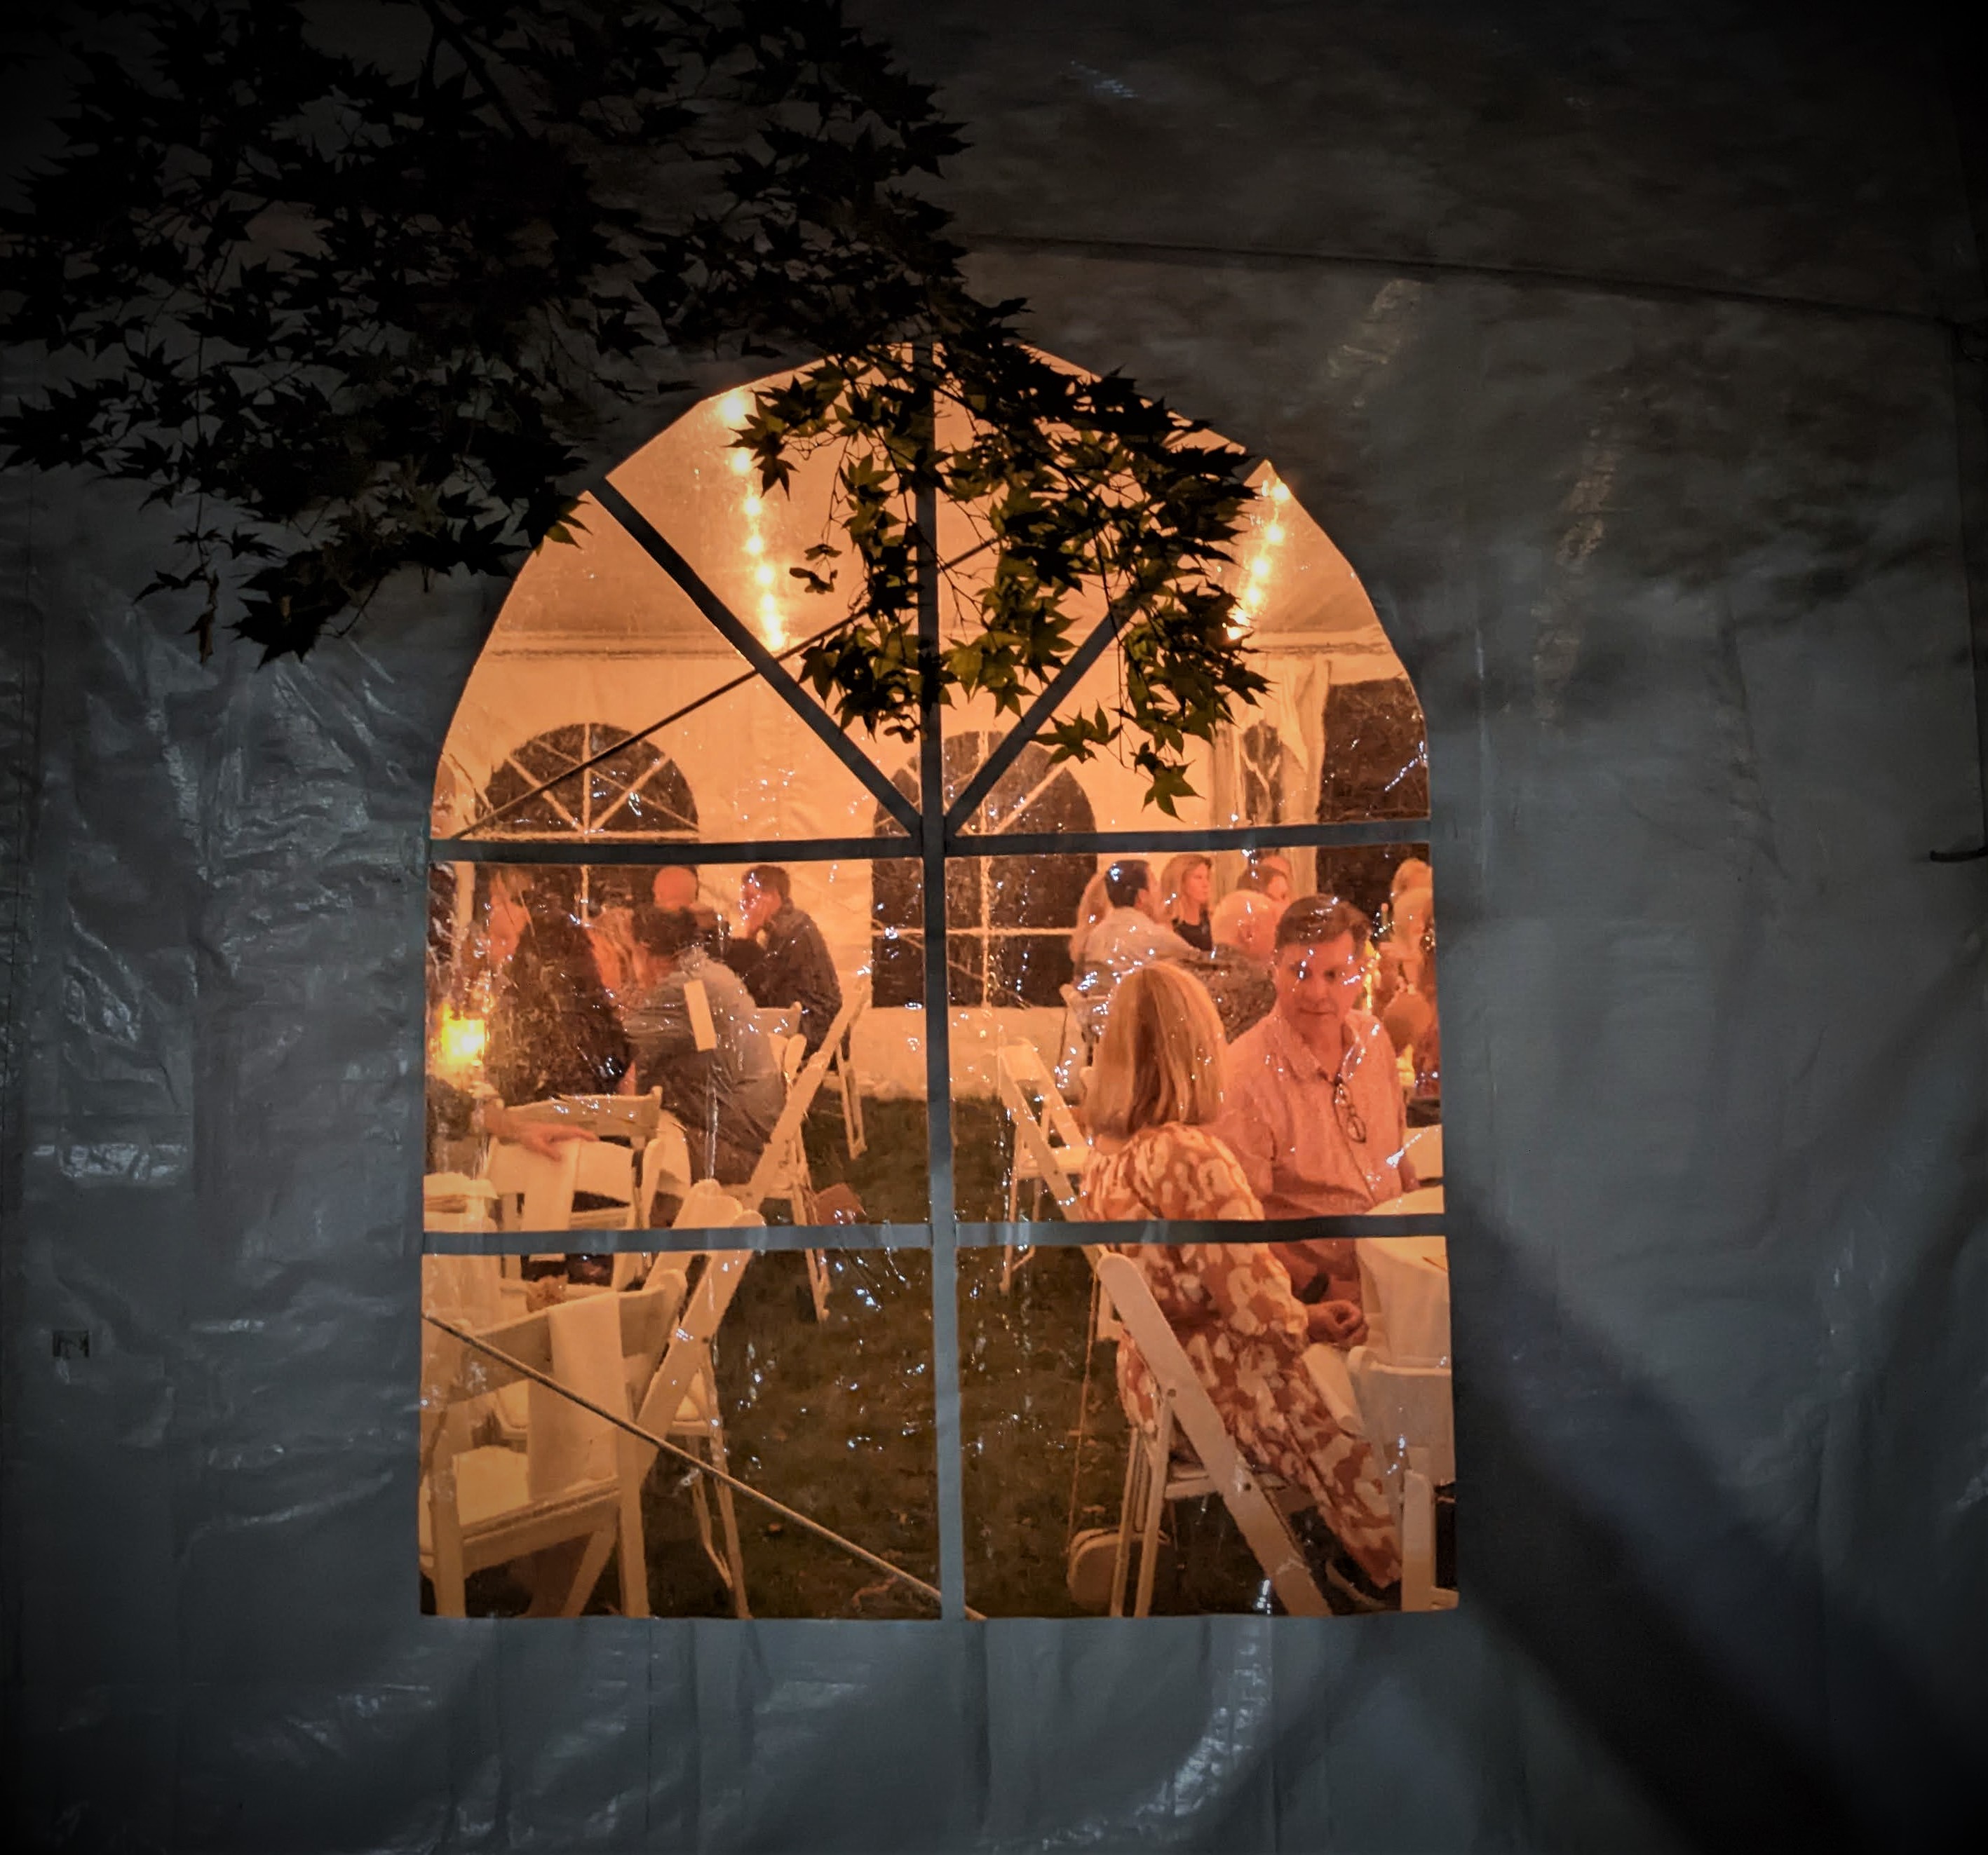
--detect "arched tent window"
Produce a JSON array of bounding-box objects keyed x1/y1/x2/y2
[
  {"x1": 871, "y1": 733, "x2": 1096, "y2": 1009},
  {"x1": 480, "y1": 723, "x2": 698, "y2": 839},
  {"x1": 419, "y1": 358, "x2": 1453, "y2": 1623}
]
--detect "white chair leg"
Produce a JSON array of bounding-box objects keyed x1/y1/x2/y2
[
  {"x1": 836, "y1": 1049, "x2": 867, "y2": 1159},
  {"x1": 1400, "y1": 1461, "x2": 1439, "y2": 1613},
  {"x1": 427, "y1": 1480, "x2": 468, "y2": 1619},
  {"x1": 617, "y1": 1476, "x2": 650, "y2": 1619},
  {"x1": 559, "y1": 1525, "x2": 618, "y2": 1617},
  {"x1": 1109, "y1": 1432, "x2": 1143, "y2": 1618},
  {"x1": 708, "y1": 1417, "x2": 750, "y2": 1619},
  {"x1": 1132, "y1": 1404, "x2": 1175, "y2": 1619}
]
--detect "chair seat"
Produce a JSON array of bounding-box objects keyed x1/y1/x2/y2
[{"x1": 418, "y1": 1446, "x2": 618, "y2": 1556}]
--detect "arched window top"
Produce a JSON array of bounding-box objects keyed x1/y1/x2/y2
[
  {"x1": 480, "y1": 723, "x2": 698, "y2": 840},
  {"x1": 431, "y1": 360, "x2": 1428, "y2": 847}
]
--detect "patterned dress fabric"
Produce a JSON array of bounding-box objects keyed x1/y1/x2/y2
[{"x1": 1083, "y1": 1124, "x2": 1401, "y2": 1586}]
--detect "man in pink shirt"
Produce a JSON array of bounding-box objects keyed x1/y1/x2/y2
[{"x1": 1215, "y1": 891, "x2": 1416, "y2": 1223}]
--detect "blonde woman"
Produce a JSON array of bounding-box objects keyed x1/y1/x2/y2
[
  {"x1": 1158, "y1": 852, "x2": 1214, "y2": 952},
  {"x1": 1082, "y1": 964, "x2": 1401, "y2": 1593},
  {"x1": 1067, "y1": 869, "x2": 1111, "y2": 963}
]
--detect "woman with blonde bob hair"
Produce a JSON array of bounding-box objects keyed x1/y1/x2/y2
[
  {"x1": 1086, "y1": 961, "x2": 1230, "y2": 1146},
  {"x1": 1081, "y1": 963, "x2": 1401, "y2": 1595}
]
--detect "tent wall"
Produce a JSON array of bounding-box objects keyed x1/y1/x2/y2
[{"x1": 4, "y1": 1, "x2": 1984, "y2": 1849}]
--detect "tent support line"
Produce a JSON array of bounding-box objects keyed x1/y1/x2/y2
[
  {"x1": 591, "y1": 480, "x2": 925, "y2": 841},
  {"x1": 423, "y1": 1313, "x2": 973, "y2": 1618}
]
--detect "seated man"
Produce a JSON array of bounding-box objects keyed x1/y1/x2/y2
[
  {"x1": 1075, "y1": 858, "x2": 1201, "y2": 1024},
  {"x1": 1215, "y1": 892, "x2": 1416, "y2": 1225},
  {"x1": 621, "y1": 906, "x2": 785, "y2": 1192},
  {"x1": 725, "y1": 864, "x2": 843, "y2": 1055},
  {"x1": 652, "y1": 862, "x2": 728, "y2": 960},
  {"x1": 1201, "y1": 888, "x2": 1279, "y2": 1040}
]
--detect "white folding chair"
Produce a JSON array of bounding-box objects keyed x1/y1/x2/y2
[
  {"x1": 628, "y1": 1250, "x2": 757, "y2": 1616},
  {"x1": 419, "y1": 1277, "x2": 687, "y2": 1619},
  {"x1": 1092, "y1": 1252, "x2": 1328, "y2": 1617},
  {"x1": 829, "y1": 989, "x2": 870, "y2": 1160},
  {"x1": 1352, "y1": 1237, "x2": 1455, "y2": 1613},
  {"x1": 996, "y1": 1040, "x2": 1090, "y2": 1293},
  {"x1": 638, "y1": 1116, "x2": 696, "y2": 1227},
  {"x1": 484, "y1": 1136, "x2": 639, "y2": 1234},
  {"x1": 741, "y1": 978, "x2": 872, "y2": 1321}
]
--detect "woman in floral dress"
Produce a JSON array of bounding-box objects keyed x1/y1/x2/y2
[{"x1": 1082, "y1": 963, "x2": 1400, "y2": 1591}]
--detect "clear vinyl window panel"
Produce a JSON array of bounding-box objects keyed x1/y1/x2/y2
[{"x1": 421, "y1": 358, "x2": 1455, "y2": 1623}]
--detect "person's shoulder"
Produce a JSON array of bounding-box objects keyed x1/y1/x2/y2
[
  {"x1": 1228, "y1": 1013, "x2": 1278, "y2": 1063},
  {"x1": 1347, "y1": 1009, "x2": 1389, "y2": 1050}
]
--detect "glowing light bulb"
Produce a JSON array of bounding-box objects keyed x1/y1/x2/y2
[
  {"x1": 1270, "y1": 481, "x2": 1292, "y2": 505},
  {"x1": 755, "y1": 562, "x2": 776, "y2": 587},
  {"x1": 1266, "y1": 521, "x2": 1286, "y2": 543},
  {"x1": 743, "y1": 493, "x2": 763, "y2": 517},
  {"x1": 728, "y1": 449, "x2": 752, "y2": 477},
  {"x1": 759, "y1": 595, "x2": 785, "y2": 648},
  {"x1": 719, "y1": 389, "x2": 751, "y2": 426},
  {"x1": 744, "y1": 531, "x2": 764, "y2": 555},
  {"x1": 1248, "y1": 556, "x2": 1271, "y2": 583},
  {"x1": 434, "y1": 1007, "x2": 488, "y2": 1080}
]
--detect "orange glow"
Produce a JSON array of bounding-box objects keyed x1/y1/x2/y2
[{"x1": 433, "y1": 1007, "x2": 487, "y2": 1082}]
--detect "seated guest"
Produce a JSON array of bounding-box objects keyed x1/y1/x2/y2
[
  {"x1": 482, "y1": 867, "x2": 632, "y2": 1108},
  {"x1": 457, "y1": 866, "x2": 629, "y2": 1281},
  {"x1": 1158, "y1": 852, "x2": 1215, "y2": 952},
  {"x1": 652, "y1": 862, "x2": 727, "y2": 959},
  {"x1": 1374, "y1": 871, "x2": 1434, "y2": 1023},
  {"x1": 1084, "y1": 859, "x2": 1200, "y2": 987},
  {"x1": 584, "y1": 868, "x2": 642, "y2": 998},
  {"x1": 1068, "y1": 869, "x2": 1111, "y2": 963},
  {"x1": 726, "y1": 864, "x2": 844, "y2": 1054},
  {"x1": 1215, "y1": 893, "x2": 1416, "y2": 1222},
  {"x1": 622, "y1": 906, "x2": 785, "y2": 1190},
  {"x1": 1081, "y1": 963, "x2": 1400, "y2": 1594},
  {"x1": 1071, "y1": 858, "x2": 1202, "y2": 1037},
  {"x1": 1201, "y1": 888, "x2": 1279, "y2": 1040},
  {"x1": 1238, "y1": 851, "x2": 1293, "y2": 911}
]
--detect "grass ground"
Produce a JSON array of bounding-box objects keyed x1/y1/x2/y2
[{"x1": 435, "y1": 1099, "x2": 1288, "y2": 1620}]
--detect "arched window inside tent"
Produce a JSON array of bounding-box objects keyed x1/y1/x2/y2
[{"x1": 480, "y1": 722, "x2": 698, "y2": 841}]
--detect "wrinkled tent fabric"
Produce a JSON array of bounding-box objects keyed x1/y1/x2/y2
[{"x1": 5, "y1": 2, "x2": 1987, "y2": 1850}]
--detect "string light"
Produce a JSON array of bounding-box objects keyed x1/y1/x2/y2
[
  {"x1": 1229, "y1": 473, "x2": 1292, "y2": 638},
  {"x1": 722, "y1": 385, "x2": 785, "y2": 647}
]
